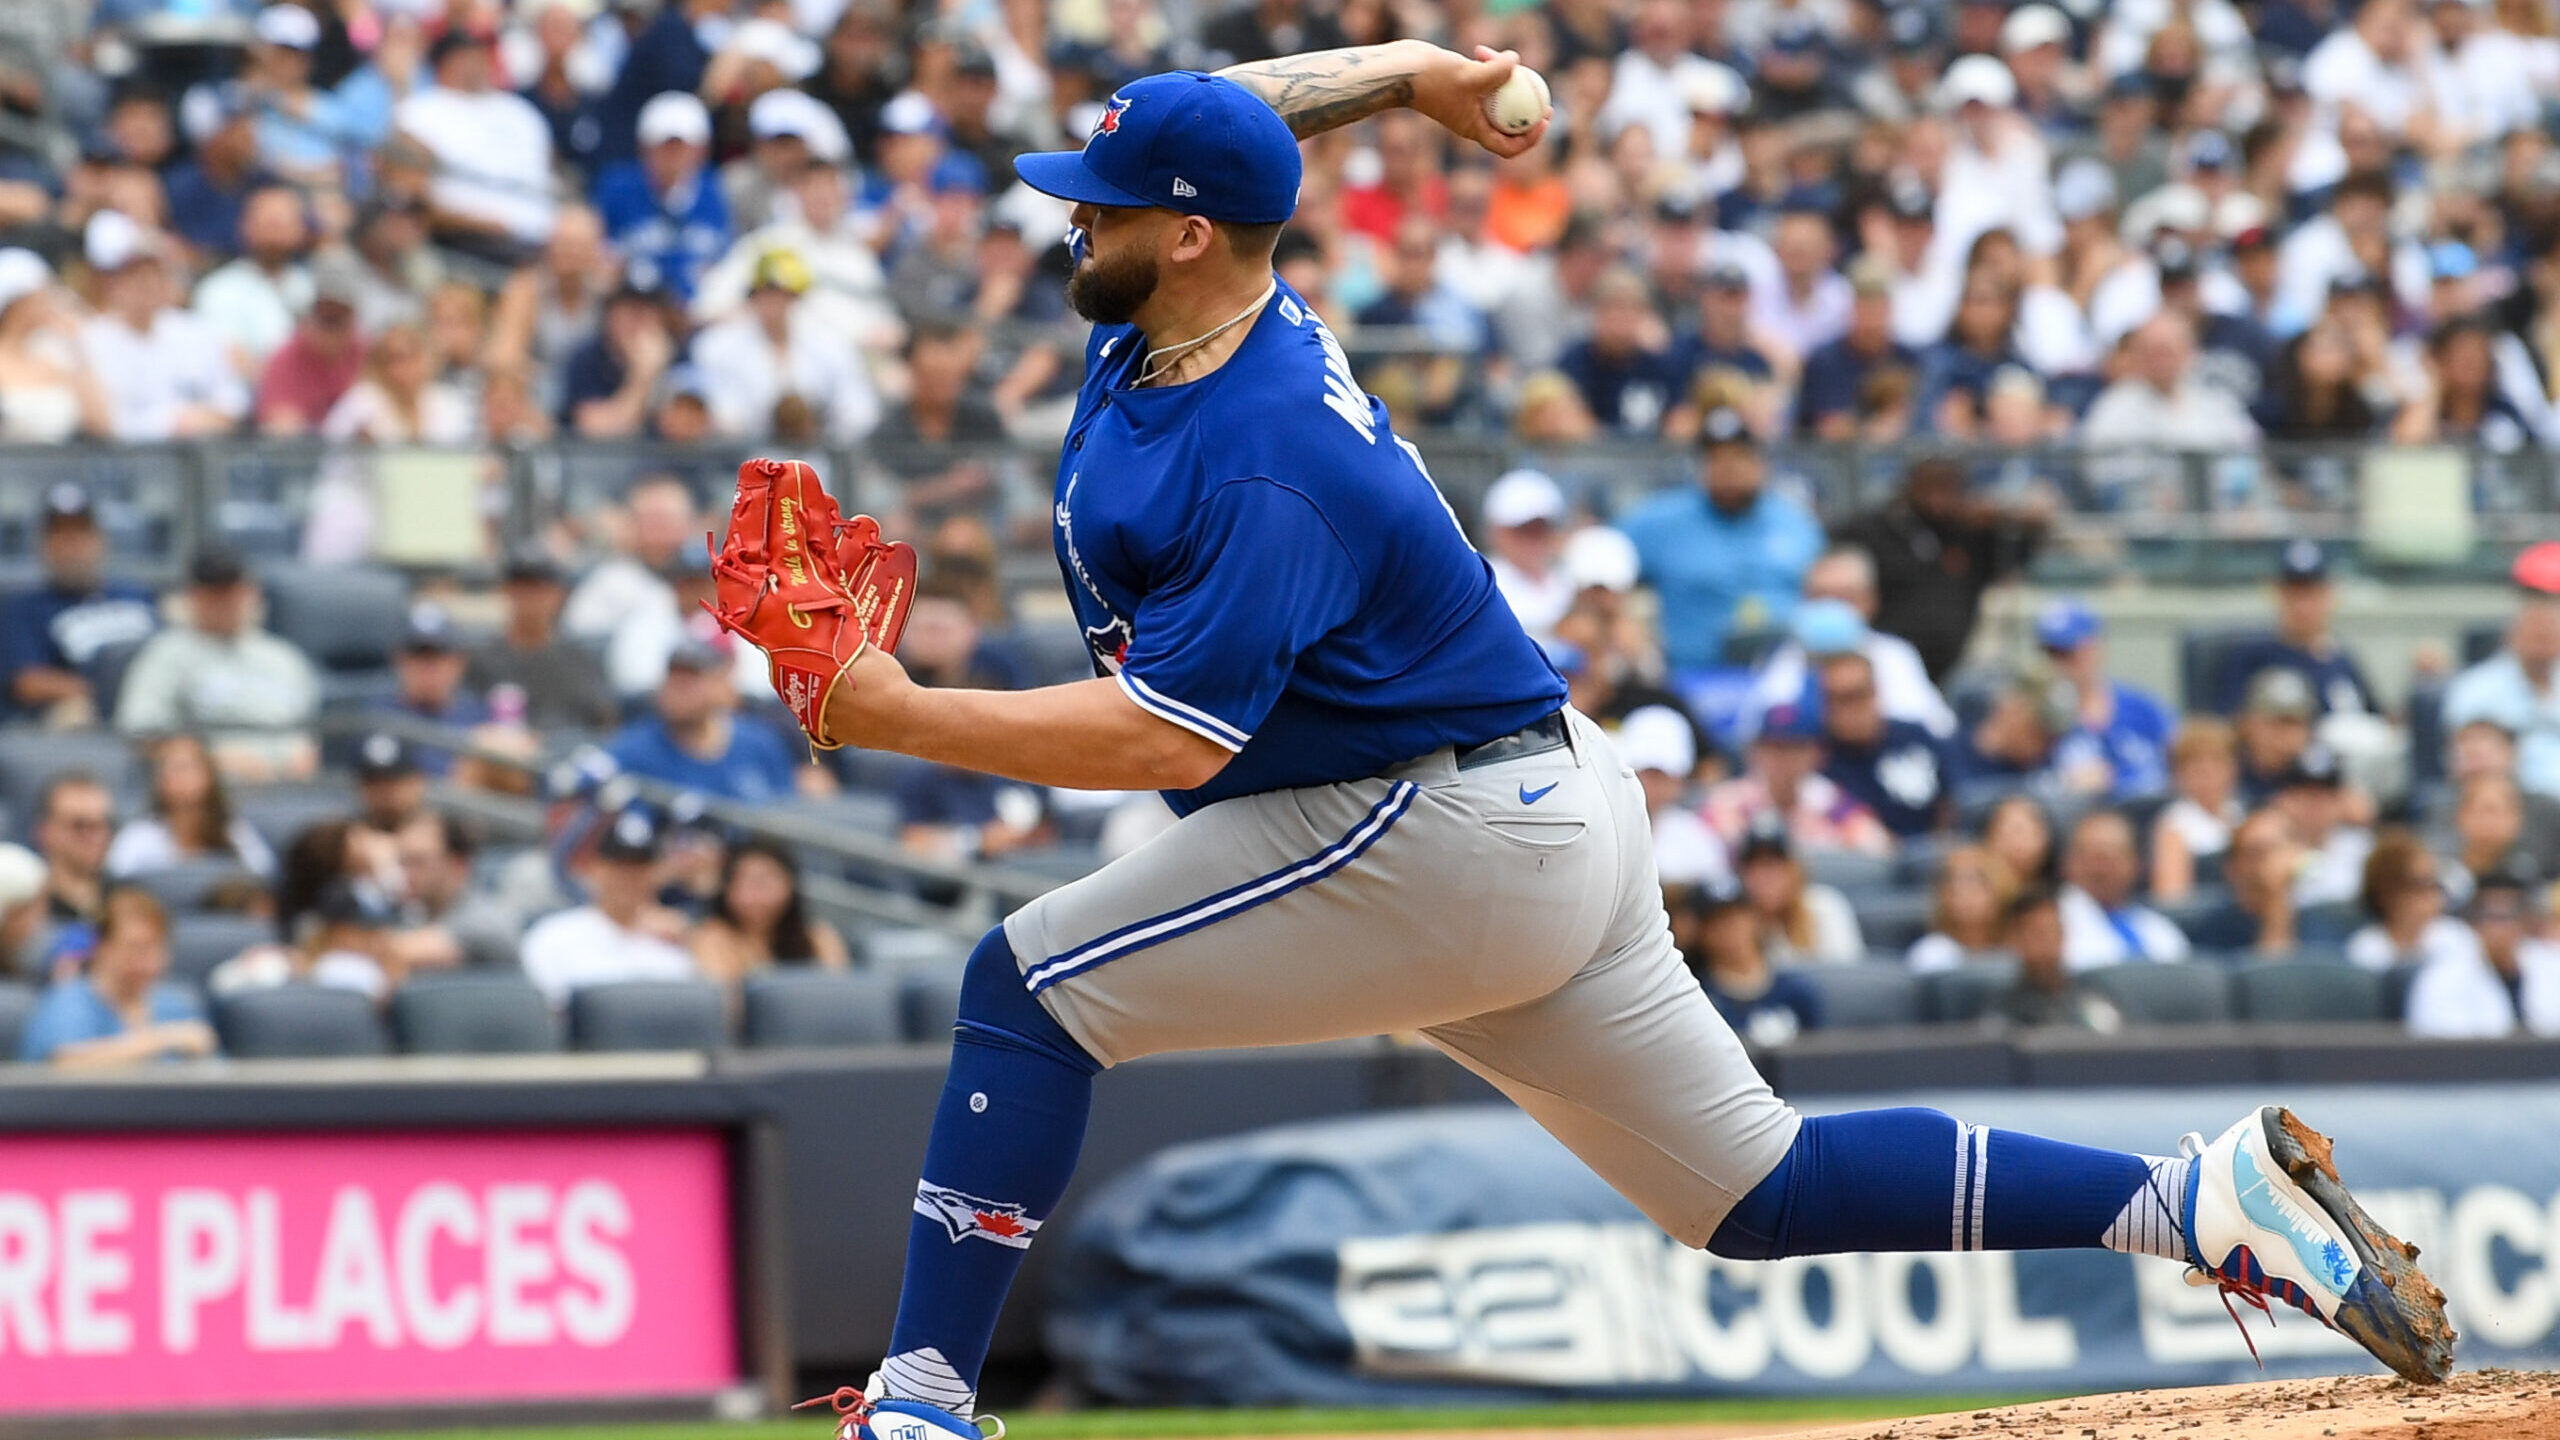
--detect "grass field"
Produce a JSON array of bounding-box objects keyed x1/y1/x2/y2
[{"x1": 367, "y1": 1396, "x2": 2048, "y2": 1440}]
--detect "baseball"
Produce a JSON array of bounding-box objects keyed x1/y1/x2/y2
[{"x1": 1483, "y1": 64, "x2": 1549, "y2": 137}]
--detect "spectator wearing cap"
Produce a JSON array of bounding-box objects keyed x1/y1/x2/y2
[
  {"x1": 19, "y1": 888, "x2": 215, "y2": 1067},
  {"x1": 165, "y1": 84, "x2": 279, "y2": 261},
  {"x1": 1796, "y1": 257, "x2": 1918, "y2": 440},
  {"x1": 237, "y1": 5, "x2": 363, "y2": 187},
  {"x1": 394, "y1": 28, "x2": 558, "y2": 257},
  {"x1": 2405, "y1": 854, "x2": 2560, "y2": 1037},
  {"x1": 0, "y1": 251, "x2": 108, "y2": 444},
  {"x1": 2035, "y1": 600, "x2": 2174, "y2": 801},
  {"x1": 466, "y1": 550, "x2": 618, "y2": 731},
  {"x1": 0, "y1": 485, "x2": 157, "y2": 724},
  {"x1": 1555, "y1": 267, "x2": 1689, "y2": 437},
  {"x1": 1670, "y1": 260, "x2": 1780, "y2": 438},
  {"x1": 254, "y1": 250, "x2": 368, "y2": 434},
  {"x1": 1998, "y1": 887, "x2": 2126, "y2": 1031},
  {"x1": 689, "y1": 247, "x2": 882, "y2": 444},
  {"x1": 2080, "y1": 311, "x2": 2259, "y2": 451},
  {"x1": 2058, "y1": 808, "x2": 2191, "y2": 968},
  {"x1": 607, "y1": 639, "x2": 809, "y2": 804},
  {"x1": 1745, "y1": 549, "x2": 1954, "y2": 738},
  {"x1": 352, "y1": 732, "x2": 430, "y2": 833},
  {"x1": 864, "y1": 91, "x2": 986, "y2": 261},
  {"x1": 1872, "y1": 175, "x2": 1959, "y2": 351},
  {"x1": 1933, "y1": 55, "x2": 2063, "y2": 268},
  {"x1": 2445, "y1": 543, "x2": 2560, "y2": 799},
  {"x1": 561, "y1": 277, "x2": 679, "y2": 437},
  {"x1": 1816, "y1": 647, "x2": 1952, "y2": 840},
  {"x1": 79, "y1": 212, "x2": 251, "y2": 441},
  {"x1": 593, "y1": 92, "x2": 732, "y2": 305},
  {"x1": 2211, "y1": 542, "x2": 2380, "y2": 719},
  {"x1": 2273, "y1": 742, "x2": 2375, "y2": 909},
  {"x1": 724, "y1": 87, "x2": 852, "y2": 236},
  {"x1": 114, "y1": 548, "x2": 320, "y2": 782},
  {"x1": 2345, "y1": 829, "x2": 2474, "y2": 977},
  {"x1": 1620, "y1": 704, "x2": 1728, "y2": 889},
  {"x1": 2235, "y1": 667, "x2": 2320, "y2": 805},
  {"x1": 1831, "y1": 455, "x2": 2049, "y2": 682},
  {"x1": 1685, "y1": 871, "x2": 1826, "y2": 1045},
  {"x1": 1734, "y1": 812, "x2": 1867, "y2": 965},
  {"x1": 1703, "y1": 703, "x2": 1894, "y2": 859},
  {"x1": 1550, "y1": 528, "x2": 1683, "y2": 723},
  {"x1": 691, "y1": 161, "x2": 898, "y2": 365},
  {"x1": 1998, "y1": 4, "x2": 2083, "y2": 137},
  {"x1": 210, "y1": 874, "x2": 406, "y2": 1000},
  {"x1": 520, "y1": 806, "x2": 700, "y2": 1006},
  {"x1": 487, "y1": 206, "x2": 612, "y2": 419},
  {"x1": 1615, "y1": 407, "x2": 1823, "y2": 673},
  {"x1": 1478, "y1": 470, "x2": 1575, "y2": 644},
  {"x1": 107, "y1": 733, "x2": 278, "y2": 882},
  {"x1": 364, "y1": 603, "x2": 487, "y2": 750}
]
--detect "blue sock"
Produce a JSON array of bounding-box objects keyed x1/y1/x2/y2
[
  {"x1": 1710, "y1": 1108, "x2": 2192, "y2": 1263},
  {"x1": 879, "y1": 929, "x2": 1100, "y2": 1418}
]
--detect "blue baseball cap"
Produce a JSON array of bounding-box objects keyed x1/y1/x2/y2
[
  {"x1": 2035, "y1": 598, "x2": 2102, "y2": 651},
  {"x1": 1793, "y1": 598, "x2": 1870, "y2": 656},
  {"x1": 1014, "y1": 72, "x2": 1302, "y2": 224},
  {"x1": 1758, "y1": 701, "x2": 1823, "y2": 743}
]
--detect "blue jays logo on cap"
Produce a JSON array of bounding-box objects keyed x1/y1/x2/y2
[{"x1": 1016, "y1": 72, "x2": 1301, "y2": 225}]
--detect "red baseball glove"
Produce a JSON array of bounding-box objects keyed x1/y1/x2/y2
[{"x1": 703, "y1": 458, "x2": 917, "y2": 749}]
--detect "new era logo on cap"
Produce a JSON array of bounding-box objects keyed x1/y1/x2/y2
[{"x1": 1172, "y1": 177, "x2": 1197, "y2": 197}]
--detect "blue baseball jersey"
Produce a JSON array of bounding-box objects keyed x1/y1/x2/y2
[{"x1": 1054, "y1": 280, "x2": 1566, "y2": 816}]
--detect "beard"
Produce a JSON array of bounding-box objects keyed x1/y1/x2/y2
[{"x1": 1066, "y1": 245, "x2": 1160, "y2": 325}]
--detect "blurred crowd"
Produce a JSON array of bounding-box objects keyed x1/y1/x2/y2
[
  {"x1": 1504, "y1": 419, "x2": 2560, "y2": 1044},
  {"x1": 0, "y1": 0, "x2": 2543, "y2": 474}
]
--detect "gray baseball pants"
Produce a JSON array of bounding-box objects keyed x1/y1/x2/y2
[{"x1": 1002, "y1": 706, "x2": 1802, "y2": 1245}]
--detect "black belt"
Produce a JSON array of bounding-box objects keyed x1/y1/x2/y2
[{"x1": 1453, "y1": 710, "x2": 1570, "y2": 772}]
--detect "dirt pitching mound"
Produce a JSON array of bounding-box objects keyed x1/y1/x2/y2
[{"x1": 1780, "y1": 1369, "x2": 2560, "y2": 1440}]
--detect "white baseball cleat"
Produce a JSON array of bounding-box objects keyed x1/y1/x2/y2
[
  {"x1": 795, "y1": 1378, "x2": 1004, "y2": 1440},
  {"x1": 2180, "y1": 1105, "x2": 2453, "y2": 1383}
]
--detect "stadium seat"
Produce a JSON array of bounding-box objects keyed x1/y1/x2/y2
[
  {"x1": 1803, "y1": 850, "x2": 1896, "y2": 891},
  {"x1": 0, "y1": 730, "x2": 142, "y2": 818},
  {"x1": 1785, "y1": 962, "x2": 1921, "y2": 1028},
  {"x1": 899, "y1": 969, "x2": 965, "y2": 1043},
  {"x1": 568, "y1": 979, "x2": 728, "y2": 1052},
  {"x1": 1012, "y1": 618, "x2": 1103, "y2": 687},
  {"x1": 2081, "y1": 963, "x2": 2232, "y2": 1025},
  {"x1": 2231, "y1": 962, "x2": 2388, "y2": 1023},
  {"x1": 1925, "y1": 961, "x2": 2018, "y2": 1022},
  {"x1": 2381, "y1": 963, "x2": 2423, "y2": 1023},
  {"x1": 2177, "y1": 625, "x2": 2265, "y2": 712},
  {"x1": 214, "y1": 985, "x2": 391, "y2": 1058},
  {"x1": 261, "y1": 564, "x2": 409, "y2": 672},
  {"x1": 740, "y1": 970, "x2": 902, "y2": 1048},
  {"x1": 167, "y1": 913, "x2": 274, "y2": 987},
  {"x1": 1846, "y1": 888, "x2": 1934, "y2": 953},
  {"x1": 232, "y1": 782, "x2": 357, "y2": 849},
  {"x1": 0, "y1": 980, "x2": 34, "y2": 1061},
  {"x1": 126, "y1": 858, "x2": 265, "y2": 914},
  {"x1": 864, "y1": 927, "x2": 972, "y2": 975},
  {"x1": 85, "y1": 636, "x2": 148, "y2": 719},
  {"x1": 392, "y1": 974, "x2": 559, "y2": 1054}
]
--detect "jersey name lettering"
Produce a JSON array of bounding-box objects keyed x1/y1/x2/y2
[{"x1": 1311, "y1": 321, "x2": 1376, "y2": 444}]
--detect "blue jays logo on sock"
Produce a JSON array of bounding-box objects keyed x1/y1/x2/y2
[{"x1": 915, "y1": 1181, "x2": 1041, "y2": 1249}]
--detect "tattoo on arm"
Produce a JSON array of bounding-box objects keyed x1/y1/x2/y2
[{"x1": 1219, "y1": 45, "x2": 1420, "y2": 139}]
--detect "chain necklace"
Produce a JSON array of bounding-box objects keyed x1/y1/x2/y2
[{"x1": 1136, "y1": 280, "x2": 1277, "y2": 387}]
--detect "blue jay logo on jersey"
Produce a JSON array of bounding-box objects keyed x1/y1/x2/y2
[{"x1": 1056, "y1": 472, "x2": 1135, "y2": 673}]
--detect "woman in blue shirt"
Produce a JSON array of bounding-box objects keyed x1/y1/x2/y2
[{"x1": 19, "y1": 888, "x2": 216, "y2": 1067}]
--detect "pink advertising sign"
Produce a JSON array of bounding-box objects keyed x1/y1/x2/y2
[{"x1": 0, "y1": 1128, "x2": 739, "y2": 1415}]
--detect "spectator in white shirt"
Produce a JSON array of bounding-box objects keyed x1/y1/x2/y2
[
  {"x1": 1621, "y1": 704, "x2": 1728, "y2": 888},
  {"x1": 2270, "y1": 742, "x2": 2375, "y2": 908},
  {"x1": 690, "y1": 247, "x2": 882, "y2": 443},
  {"x1": 564, "y1": 474, "x2": 700, "y2": 696},
  {"x1": 2079, "y1": 311, "x2": 2260, "y2": 450},
  {"x1": 2303, "y1": 0, "x2": 2443, "y2": 149},
  {"x1": 2346, "y1": 829, "x2": 2478, "y2": 972},
  {"x1": 1599, "y1": 0, "x2": 1731, "y2": 162},
  {"x1": 1480, "y1": 469, "x2": 1575, "y2": 643},
  {"x1": 2059, "y1": 807, "x2": 2193, "y2": 968},
  {"x1": 1747, "y1": 550, "x2": 1954, "y2": 737},
  {"x1": 1934, "y1": 56, "x2": 2063, "y2": 263},
  {"x1": 520, "y1": 806, "x2": 700, "y2": 1006},
  {"x1": 78, "y1": 211, "x2": 249, "y2": 441},
  {"x1": 692, "y1": 161, "x2": 899, "y2": 361},
  {"x1": 191, "y1": 185, "x2": 314, "y2": 377},
  {"x1": 394, "y1": 30, "x2": 558, "y2": 256},
  {"x1": 1751, "y1": 205, "x2": 1852, "y2": 365},
  {"x1": 114, "y1": 547, "x2": 322, "y2": 782},
  {"x1": 2406, "y1": 860, "x2": 2560, "y2": 1036}
]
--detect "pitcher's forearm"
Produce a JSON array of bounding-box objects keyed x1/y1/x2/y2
[{"x1": 1220, "y1": 40, "x2": 1438, "y2": 139}]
